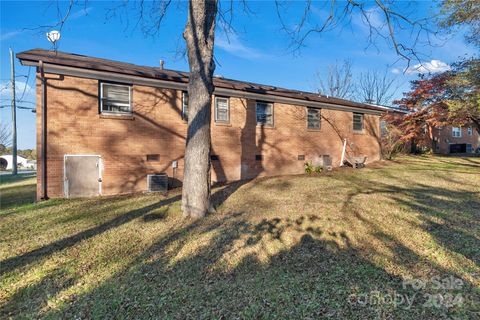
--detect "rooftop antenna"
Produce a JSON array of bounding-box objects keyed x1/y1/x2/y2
[{"x1": 46, "y1": 30, "x2": 61, "y2": 51}]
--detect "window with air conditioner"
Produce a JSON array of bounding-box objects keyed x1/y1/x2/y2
[{"x1": 100, "y1": 83, "x2": 132, "y2": 114}]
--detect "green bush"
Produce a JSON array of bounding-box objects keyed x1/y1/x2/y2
[
  {"x1": 304, "y1": 162, "x2": 314, "y2": 174},
  {"x1": 305, "y1": 162, "x2": 323, "y2": 174}
]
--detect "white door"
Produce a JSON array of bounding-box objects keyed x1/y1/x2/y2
[{"x1": 64, "y1": 155, "x2": 102, "y2": 197}]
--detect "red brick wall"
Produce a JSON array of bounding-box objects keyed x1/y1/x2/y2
[
  {"x1": 432, "y1": 126, "x2": 480, "y2": 154},
  {"x1": 37, "y1": 74, "x2": 381, "y2": 199}
]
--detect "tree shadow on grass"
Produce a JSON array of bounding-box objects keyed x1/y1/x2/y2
[
  {"x1": 0, "y1": 183, "x2": 36, "y2": 211},
  {"x1": 330, "y1": 173, "x2": 480, "y2": 268},
  {"x1": 0, "y1": 195, "x2": 181, "y2": 276},
  {"x1": 40, "y1": 213, "x2": 477, "y2": 319},
  {"x1": 0, "y1": 181, "x2": 253, "y2": 278}
]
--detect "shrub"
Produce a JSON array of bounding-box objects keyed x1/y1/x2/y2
[
  {"x1": 304, "y1": 162, "x2": 314, "y2": 174},
  {"x1": 305, "y1": 162, "x2": 323, "y2": 174}
]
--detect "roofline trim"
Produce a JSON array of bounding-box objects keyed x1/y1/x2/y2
[{"x1": 22, "y1": 60, "x2": 383, "y2": 115}]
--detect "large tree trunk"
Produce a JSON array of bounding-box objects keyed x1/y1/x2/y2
[{"x1": 181, "y1": 0, "x2": 217, "y2": 218}]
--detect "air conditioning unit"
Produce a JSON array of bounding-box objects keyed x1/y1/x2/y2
[{"x1": 147, "y1": 173, "x2": 168, "y2": 193}]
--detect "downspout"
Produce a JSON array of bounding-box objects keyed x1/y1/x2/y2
[
  {"x1": 39, "y1": 60, "x2": 48, "y2": 200},
  {"x1": 340, "y1": 138, "x2": 347, "y2": 166}
]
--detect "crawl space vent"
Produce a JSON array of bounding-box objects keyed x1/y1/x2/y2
[{"x1": 147, "y1": 173, "x2": 168, "y2": 193}]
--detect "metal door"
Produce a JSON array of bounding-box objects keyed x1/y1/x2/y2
[{"x1": 64, "y1": 155, "x2": 102, "y2": 197}]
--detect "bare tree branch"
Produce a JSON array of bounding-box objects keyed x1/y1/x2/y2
[
  {"x1": 276, "y1": 0, "x2": 440, "y2": 65},
  {"x1": 315, "y1": 60, "x2": 356, "y2": 99},
  {"x1": 357, "y1": 68, "x2": 398, "y2": 106}
]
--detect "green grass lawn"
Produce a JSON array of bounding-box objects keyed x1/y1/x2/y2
[{"x1": 0, "y1": 156, "x2": 479, "y2": 319}]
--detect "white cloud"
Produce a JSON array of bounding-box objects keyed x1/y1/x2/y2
[
  {"x1": 216, "y1": 33, "x2": 269, "y2": 60},
  {"x1": 405, "y1": 60, "x2": 451, "y2": 75},
  {"x1": 0, "y1": 81, "x2": 36, "y2": 105},
  {"x1": 69, "y1": 7, "x2": 93, "y2": 20},
  {"x1": 0, "y1": 31, "x2": 21, "y2": 41},
  {"x1": 390, "y1": 68, "x2": 401, "y2": 74}
]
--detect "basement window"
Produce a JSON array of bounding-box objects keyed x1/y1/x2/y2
[
  {"x1": 146, "y1": 154, "x2": 160, "y2": 162},
  {"x1": 353, "y1": 113, "x2": 364, "y2": 132},
  {"x1": 307, "y1": 108, "x2": 321, "y2": 129},
  {"x1": 100, "y1": 82, "x2": 132, "y2": 114}
]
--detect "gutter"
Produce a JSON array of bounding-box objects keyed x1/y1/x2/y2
[
  {"x1": 39, "y1": 60, "x2": 48, "y2": 200},
  {"x1": 20, "y1": 60, "x2": 385, "y2": 116}
]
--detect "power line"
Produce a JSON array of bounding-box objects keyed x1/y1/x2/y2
[{"x1": 18, "y1": 67, "x2": 32, "y2": 102}]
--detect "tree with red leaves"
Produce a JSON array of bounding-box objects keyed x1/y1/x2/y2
[{"x1": 386, "y1": 58, "x2": 479, "y2": 152}]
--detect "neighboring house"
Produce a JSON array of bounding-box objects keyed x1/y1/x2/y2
[
  {"x1": 0, "y1": 155, "x2": 32, "y2": 170},
  {"x1": 18, "y1": 49, "x2": 385, "y2": 200},
  {"x1": 431, "y1": 126, "x2": 480, "y2": 154}
]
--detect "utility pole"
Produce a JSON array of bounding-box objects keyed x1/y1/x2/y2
[{"x1": 10, "y1": 48, "x2": 17, "y2": 175}]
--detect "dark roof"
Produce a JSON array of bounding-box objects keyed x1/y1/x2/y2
[{"x1": 17, "y1": 49, "x2": 384, "y2": 112}]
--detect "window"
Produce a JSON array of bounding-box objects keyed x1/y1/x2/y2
[
  {"x1": 255, "y1": 154, "x2": 263, "y2": 161},
  {"x1": 100, "y1": 83, "x2": 132, "y2": 114},
  {"x1": 215, "y1": 97, "x2": 230, "y2": 123},
  {"x1": 467, "y1": 127, "x2": 473, "y2": 136},
  {"x1": 307, "y1": 108, "x2": 321, "y2": 129},
  {"x1": 380, "y1": 120, "x2": 388, "y2": 136},
  {"x1": 182, "y1": 91, "x2": 189, "y2": 120},
  {"x1": 297, "y1": 155, "x2": 305, "y2": 161},
  {"x1": 452, "y1": 127, "x2": 462, "y2": 138},
  {"x1": 353, "y1": 113, "x2": 364, "y2": 132},
  {"x1": 146, "y1": 154, "x2": 160, "y2": 162},
  {"x1": 211, "y1": 155, "x2": 219, "y2": 161},
  {"x1": 256, "y1": 102, "x2": 273, "y2": 126}
]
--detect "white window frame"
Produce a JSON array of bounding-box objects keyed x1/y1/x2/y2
[
  {"x1": 256, "y1": 101, "x2": 274, "y2": 127},
  {"x1": 214, "y1": 96, "x2": 230, "y2": 123},
  {"x1": 353, "y1": 112, "x2": 364, "y2": 132},
  {"x1": 306, "y1": 107, "x2": 321, "y2": 130},
  {"x1": 182, "y1": 91, "x2": 189, "y2": 121},
  {"x1": 467, "y1": 127, "x2": 473, "y2": 136},
  {"x1": 452, "y1": 127, "x2": 462, "y2": 138},
  {"x1": 100, "y1": 82, "x2": 132, "y2": 114}
]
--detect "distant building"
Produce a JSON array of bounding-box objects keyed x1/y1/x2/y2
[
  {"x1": 0, "y1": 155, "x2": 36, "y2": 170},
  {"x1": 431, "y1": 126, "x2": 480, "y2": 154}
]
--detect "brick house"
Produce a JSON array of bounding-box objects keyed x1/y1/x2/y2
[
  {"x1": 17, "y1": 49, "x2": 384, "y2": 200},
  {"x1": 431, "y1": 126, "x2": 480, "y2": 154}
]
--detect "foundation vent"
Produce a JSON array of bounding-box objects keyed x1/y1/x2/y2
[{"x1": 147, "y1": 173, "x2": 168, "y2": 193}]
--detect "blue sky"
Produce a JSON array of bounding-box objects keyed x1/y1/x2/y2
[{"x1": 0, "y1": 1, "x2": 477, "y2": 149}]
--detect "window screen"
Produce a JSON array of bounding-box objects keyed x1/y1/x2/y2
[
  {"x1": 307, "y1": 108, "x2": 321, "y2": 129},
  {"x1": 353, "y1": 113, "x2": 364, "y2": 132},
  {"x1": 215, "y1": 97, "x2": 230, "y2": 123},
  {"x1": 256, "y1": 102, "x2": 273, "y2": 126},
  {"x1": 182, "y1": 91, "x2": 189, "y2": 120},
  {"x1": 100, "y1": 83, "x2": 132, "y2": 113}
]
